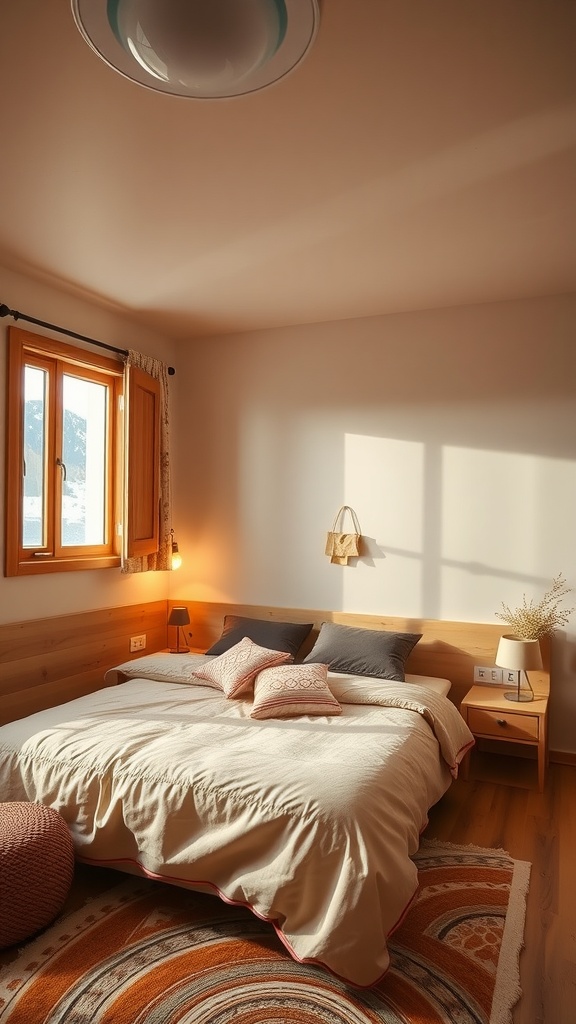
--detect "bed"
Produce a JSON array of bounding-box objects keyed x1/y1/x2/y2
[{"x1": 0, "y1": 625, "x2": 474, "y2": 987}]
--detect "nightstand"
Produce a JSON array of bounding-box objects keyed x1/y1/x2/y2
[
  {"x1": 162, "y1": 647, "x2": 206, "y2": 655},
  {"x1": 460, "y1": 685, "x2": 549, "y2": 791}
]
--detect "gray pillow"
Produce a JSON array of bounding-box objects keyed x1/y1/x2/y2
[
  {"x1": 303, "y1": 621, "x2": 422, "y2": 681},
  {"x1": 206, "y1": 615, "x2": 313, "y2": 658}
]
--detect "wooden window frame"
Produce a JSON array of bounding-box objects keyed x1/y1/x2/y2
[
  {"x1": 126, "y1": 365, "x2": 161, "y2": 559},
  {"x1": 5, "y1": 327, "x2": 127, "y2": 576}
]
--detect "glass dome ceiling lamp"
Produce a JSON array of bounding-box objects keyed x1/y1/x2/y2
[{"x1": 71, "y1": 0, "x2": 320, "y2": 99}]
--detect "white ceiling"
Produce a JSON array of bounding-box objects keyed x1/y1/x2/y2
[{"x1": 1, "y1": 0, "x2": 575, "y2": 339}]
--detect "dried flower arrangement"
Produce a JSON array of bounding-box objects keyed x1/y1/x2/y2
[{"x1": 495, "y1": 573, "x2": 575, "y2": 640}]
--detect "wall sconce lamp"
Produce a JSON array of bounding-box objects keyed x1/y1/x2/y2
[
  {"x1": 168, "y1": 606, "x2": 191, "y2": 654},
  {"x1": 170, "y1": 529, "x2": 182, "y2": 570},
  {"x1": 495, "y1": 635, "x2": 543, "y2": 702}
]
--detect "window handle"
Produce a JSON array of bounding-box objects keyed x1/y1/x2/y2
[{"x1": 56, "y1": 457, "x2": 67, "y2": 481}]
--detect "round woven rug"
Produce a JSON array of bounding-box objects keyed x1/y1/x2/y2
[{"x1": 0, "y1": 841, "x2": 530, "y2": 1024}]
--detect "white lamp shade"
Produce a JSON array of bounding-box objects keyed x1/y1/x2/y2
[{"x1": 495, "y1": 635, "x2": 543, "y2": 672}]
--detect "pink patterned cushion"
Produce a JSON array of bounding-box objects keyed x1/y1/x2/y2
[
  {"x1": 251, "y1": 663, "x2": 342, "y2": 719},
  {"x1": 194, "y1": 636, "x2": 292, "y2": 698}
]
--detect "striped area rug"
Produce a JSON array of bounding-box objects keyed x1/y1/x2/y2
[{"x1": 0, "y1": 840, "x2": 529, "y2": 1024}]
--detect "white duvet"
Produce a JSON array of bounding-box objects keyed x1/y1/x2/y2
[{"x1": 0, "y1": 668, "x2": 473, "y2": 986}]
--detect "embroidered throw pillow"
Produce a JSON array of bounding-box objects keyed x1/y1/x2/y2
[
  {"x1": 250, "y1": 663, "x2": 342, "y2": 719},
  {"x1": 194, "y1": 636, "x2": 292, "y2": 698}
]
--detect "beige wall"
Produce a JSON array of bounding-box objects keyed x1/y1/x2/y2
[
  {"x1": 172, "y1": 294, "x2": 576, "y2": 754},
  {"x1": 0, "y1": 263, "x2": 176, "y2": 622}
]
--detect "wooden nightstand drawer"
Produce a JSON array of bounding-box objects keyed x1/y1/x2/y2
[
  {"x1": 467, "y1": 707, "x2": 539, "y2": 742},
  {"x1": 460, "y1": 684, "x2": 549, "y2": 791}
]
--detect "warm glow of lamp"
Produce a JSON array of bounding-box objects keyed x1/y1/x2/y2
[
  {"x1": 170, "y1": 529, "x2": 182, "y2": 570},
  {"x1": 168, "y1": 605, "x2": 190, "y2": 653},
  {"x1": 495, "y1": 634, "x2": 543, "y2": 703}
]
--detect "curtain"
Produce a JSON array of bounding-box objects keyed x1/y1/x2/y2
[{"x1": 121, "y1": 350, "x2": 172, "y2": 573}]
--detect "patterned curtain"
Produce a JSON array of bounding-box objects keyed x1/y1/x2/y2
[{"x1": 121, "y1": 350, "x2": 172, "y2": 573}]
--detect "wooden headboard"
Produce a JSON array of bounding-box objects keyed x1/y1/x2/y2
[
  {"x1": 1, "y1": 599, "x2": 550, "y2": 725},
  {"x1": 175, "y1": 601, "x2": 551, "y2": 708}
]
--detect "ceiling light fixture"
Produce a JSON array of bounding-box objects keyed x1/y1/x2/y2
[{"x1": 71, "y1": 0, "x2": 320, "y2": 99}]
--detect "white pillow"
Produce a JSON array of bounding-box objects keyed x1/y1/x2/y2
[
  {"x1": 104, "y1": 652, "x2": 217, "y2": 687},
  {"x1": 194, "y1": 637, "x2": 292, "y2": 698},
  {"x1": 251, "y1": 663, "x2": 342, "y2": 719}
]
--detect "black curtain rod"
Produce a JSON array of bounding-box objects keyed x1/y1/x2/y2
[{"x1": 0, "y1": 303, "x2": 175, "y2": 375}]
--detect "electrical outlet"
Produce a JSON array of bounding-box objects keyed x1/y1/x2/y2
[
  {"x1": 130, "y1": 633, "x2": 146, "y2": 653},
  {"x1": 473, "y1": 665, "x2": 503, "y2": 684},
  {"x1": 502, "y1": 669, "x2": 520, "y2": 686}
]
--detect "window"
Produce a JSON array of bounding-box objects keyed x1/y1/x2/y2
[{"x1": 5, "y1": 327, "x2": 160, "y2": 576}]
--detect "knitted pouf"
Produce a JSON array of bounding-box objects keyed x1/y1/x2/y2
[{"x1": 0, "y1": 802, "x2": 75, "y2": 949}]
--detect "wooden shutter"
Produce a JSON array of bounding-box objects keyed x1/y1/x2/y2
[{"x1": 126, "y1": 365, "x2": 160, "y2": 558}]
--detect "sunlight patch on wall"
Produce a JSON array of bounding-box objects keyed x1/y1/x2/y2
[
  {"x1": 441, "y1": 446, "x2": 576, "y2": 616},
  {"x1": 340, "y1": 436, "x2": 576, "y2": 621}
]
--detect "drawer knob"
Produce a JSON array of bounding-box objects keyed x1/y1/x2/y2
[{"x1": 496, "y1": 718, "x2": 507, "y2": 727}]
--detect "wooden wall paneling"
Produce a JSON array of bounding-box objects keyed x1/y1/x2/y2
[
  {"x1": 3, "y1": 599, "x2": 552, "y2": 737},
  {"x1": 173, "y1": 601, "x2": 550, "y2": 708},
  {"x1": 1, "y1": 673, "x2": 113, "y2": 724},
  {"x1": 0, "y1": 603, "x2": 167, "y2": 663},
  {"x1": 0, "y1": 601, "x2": 168, "y2": 724}
]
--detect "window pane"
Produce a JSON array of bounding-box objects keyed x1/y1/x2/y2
[
  {"x1": 61, "y1": 374, "x2": 107, "y2": 546},
  {"x1": 23, "y1": 366, "x2": 47, "y2": 548}
]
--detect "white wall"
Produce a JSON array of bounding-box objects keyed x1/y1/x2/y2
[
  {"x1": 0, "y1": 264, "x2": 176, "y2": 622},
  {"x1": 172, "y1": 294, "x2": 576, "y2": 754}
]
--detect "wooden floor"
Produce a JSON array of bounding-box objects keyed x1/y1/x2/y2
[
  {"x1": 425, "y1": 759, "x2": 576, "y2": 1024},
  {"x1": 1, "y1": 762, "x2": 574, "y2": 1023}
]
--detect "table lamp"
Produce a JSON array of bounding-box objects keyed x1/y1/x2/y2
[
  {"x1": 168, "y1": 606, "x2": 190, "y2": 654},
  {"x1": 495, "y1": 635, "x2": 543, "y2": 702}
]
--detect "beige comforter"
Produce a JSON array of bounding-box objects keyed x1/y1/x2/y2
[{"x1": 0, "y1": 670, "x2": 473, "y2": 986}]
